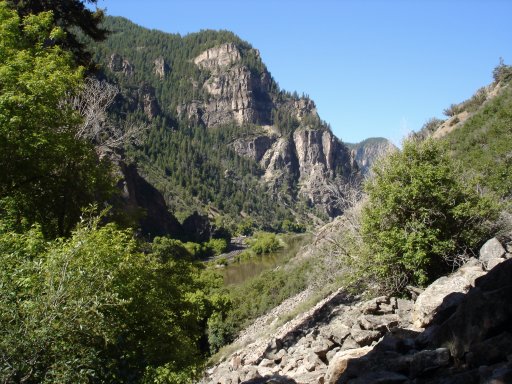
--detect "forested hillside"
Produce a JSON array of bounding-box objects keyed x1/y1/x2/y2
[{"x1": 86, "y1": 16, "x2": 359, "y2": 230}]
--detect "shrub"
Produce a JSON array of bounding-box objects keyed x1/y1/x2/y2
[
  {"x1": 206, "y1": 238, "x2": 229, "y2": 256},
  {"x1": 250, "y1": 232, "x2": 282, "y2": 254},
  {"x1": 281, "y1": 219, "x2": 306, "y2": 233},
  {"x1": 361, "y1": 139, "x2": 499, "y2": 293}
]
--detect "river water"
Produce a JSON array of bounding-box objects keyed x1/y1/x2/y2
[{"x1": 221, "y1": 233, "x2": 311, "y2": 285}]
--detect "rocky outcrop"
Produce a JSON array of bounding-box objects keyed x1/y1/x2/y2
[
  {"x1": 180, "y1": 43, "x2": 273, "y2": 127},
  {"x1": 138, "y1": 84, "x2": 160, "y2": 120},
  {"x1": 118, "y1": 162, "x2": 183, "y2": 239},
  {"x1": 182, "y1": 211, "x2": 211, "y2": 243},
  {"x1": 201, "y1": 236, "x2": 512, "y2": 384},
  {"x1": 153, "y1": 57, "x2": 169, "y2": 78},
  {"x1": 235, "y1": 128, "x2": 358, "y2": 217},
  {"x1": 108, "y1": 53, "x2": 134, "y2": 76},
  {"x1": 233, "y1": 135, "x2": 276, "y2": 163},
  {"x1": 411, "y1": 258, "x2": 486, "y2": 328},
  {"x1": 346, "y1": 138, "x2": 396, "y2": 175}
]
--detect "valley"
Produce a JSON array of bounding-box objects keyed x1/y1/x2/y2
[{"x1": 1, "y1": 1, "x2": 512, "y2": 384}]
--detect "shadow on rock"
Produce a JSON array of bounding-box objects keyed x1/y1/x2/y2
[{"x1": 334, "y1": 259, "x2": 512, "y2": 384}]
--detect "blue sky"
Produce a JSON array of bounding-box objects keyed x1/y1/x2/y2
[{"x1": 93, "y1": 0, "x2": 512, "y2": 145}]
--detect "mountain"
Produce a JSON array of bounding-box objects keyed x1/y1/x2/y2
[
  {"x1": 346, "y1": 138, "x2": 397, "y2": 175},
  {"x1": 87, "y1": 17, "x2": 359, "y2": 230}
]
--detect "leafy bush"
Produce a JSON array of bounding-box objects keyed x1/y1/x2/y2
[
  {"x1": 493, "y1": 58, "x2": 512, "y2": 84},
  {"x1": 250, "y1": 232, "x2": 282, "y2": 254},
  {"x1": 361, "y1": 139, "x2": 499, "y2": 293},
  {"x1": 281, "y1": 219, "x2": 306, "y2": 233},
  {"x1": 0, "y1": 216, "x2": 226, "y2": 383},
  {"x1": 206, "y1": 238, "x2": 229, "y2": 256}
]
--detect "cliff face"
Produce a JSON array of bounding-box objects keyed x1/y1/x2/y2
[
  {"x1": 118, "y1": 162, "x2": 183, "y2": 239},
  {"x1": 346, "y1": 137, "x2": 396, "y2": 175},
  {"x1": 177, "y1": 43, "x2": 273, "y2": 127},
  {"x1": 180, "y1": 43, "x2": 359, "y2": 217},
  {"x1": 95, "y1": 20, "x2": 361, "y2": 222}
]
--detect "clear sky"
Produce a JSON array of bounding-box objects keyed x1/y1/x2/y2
[{"x1": 93, "y1": 0, "x2": 511, "y2": 145}]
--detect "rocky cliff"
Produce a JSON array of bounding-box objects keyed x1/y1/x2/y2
[
  {"x1": 117, "y1": 162, "x2": 184, "y2": 239},
  {"x1": 179, "y1": 42, "x2": 358, "y2": 216},
  {"x1": 177, "y1": 43, "x2": 273, "y2": 127},
  {"x1": 346, "y1": 138, "x2": 396, "y2": 175},
  {"x1": 93, "y1": 19, "x2": 360, "y2": 224}
]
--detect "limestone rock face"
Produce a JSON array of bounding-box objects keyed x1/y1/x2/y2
[
  {"x1": 346, "y1": 138, "x2": 397, "y2": 175},
  {"x1": 153, "y1": 57, "x2": 169, "y2": 78},
  {"x1": 108, "y1": 53, "x2": 134, "y2": 76},
  {"x1": 232, "y1": 135, "x2": 276, "y2": 162},
  {"x1": 176, "y1": 43, "x2": 361, "y2": 217},
  {"x1": 182, "y1": 43, "x2": 272, "y2": 127},
  {"x1": 257, "y1": 128, "x2": 357, "y2": 216},
  {"x1": 138, "y1": 84, "x2": 160, "y2": 120}
]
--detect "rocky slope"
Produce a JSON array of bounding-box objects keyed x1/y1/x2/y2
[
  {"x1": 346, "y1": 138, "x2": 396, "y2": 175},
  {"x1": 201, "y1": 236, "x2": 512, "y2": 384}
]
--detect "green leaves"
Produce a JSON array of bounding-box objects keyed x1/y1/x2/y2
[
  {"x1": 0, "y1": 3, "x2": 114, "y2": 238},
  {"x1": 361, "y1": 139, "x2": 499, "y2": 293},
  {"x1": 0, "y1": 216, "x2": 224, "y2": 382}
]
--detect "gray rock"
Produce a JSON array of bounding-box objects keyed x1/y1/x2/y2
[
  {"x1": 486, "y1": 257, "x2": 505, "y2": 271},
  {"x1": 312, "y1": 336, "x2": 335, "y2": 359},
  {"x1": 259, "y1": 358, "x2": 275, "y2": 368},
  {"x1": 304, "y1": 351, "x2": 324, "y2": 372},
  {"x1": 324, "y1": 346, "x2": 372, "y2": 384},
  {"x1": 240, "y1": 365, "x2": 261, "y2": 382},
  {"x1": 361, "y1": 296, "x2": 389, "y2": 315},
  {"x1": 412, "y1": 259, "x2": 485, "y2": 328},
  {"x1": 351, "y1": 329, "x2": 382, "y2": 347},
  {"x1": 479, "y1": 237, "x2": 506, "y2": 261},
  {"x1": 326, "y1": 347, "x2": 340, "y2": 363},
  {"x1": 320, "y1": 322, "x2": 351, "y2": 345},
  {"x1": 340, "y1": 336, "x2": 360, "y2": 351},
  {"x1": 358, "y1": 314, "x2": 399, "y2": 332}
]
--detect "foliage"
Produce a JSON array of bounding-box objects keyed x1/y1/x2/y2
[
  {"x1": 0, "y1": 215, "x2": 227, "y2": 383},
  {"x1": 281, "y1": 219, "x2": 306, "y2": 233},
  {"x1": 249, "y1": 232, "x2": 282, "y2": 254},
  {"x1": 206, "y1": 238, "x2": 229, "y2": 256},
  {"x1": 446, "y1": 86, "x2": 512, "y2": 199},
  {"x1": 493, "y1": 57, "x2": 512, "y2": 84},
  {"x1": 0, "y1": 3, "x2": 115, "y2": 238},
  {"x1": 7, "y1": 0, "x2": 107, "y2": 66},
  {"x1": 361, "y1": 139, "x2": 499, "y2": 293},
  {"x1": 207, "y1": 257, "x2": 312, "y2": 353}
]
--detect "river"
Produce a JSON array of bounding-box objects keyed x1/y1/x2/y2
[{"x1": 221, "y1": 233, "x2": 311, "y2": 285}]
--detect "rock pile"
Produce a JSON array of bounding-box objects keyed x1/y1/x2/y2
[{"x1": 202, "y1": 237, "x2": 512, "y2": 384}]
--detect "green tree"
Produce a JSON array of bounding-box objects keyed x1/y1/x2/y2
[
  {"x1": 361, "y1": 139, "x2": 498, "y2": 293},
  {"x1": 0, "y1": 3, "x2": 114, "y2": 237},
  {"x1": 0, "y1": 214, "x2": 226, "y2": 383},
  {"x1": 7, "y1": 0, "x2": 107, "y2": 66}
]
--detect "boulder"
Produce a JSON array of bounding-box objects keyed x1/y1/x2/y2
[
  {"x1": 479, "y1": 237, "x2": 506, "y2": 261},
  {"x1": 428, "y1": 259, "x2": 512, "y2": 363},
  {"x1": 324, "y1": 346, "x2": 372, "y2": 384},
  {"x1": 358, "y1": 314, "x2": 399, "y2": 332},
  {"x1": 412, "y1": 259, "x2": 485, "y2": 328},
  {"x1": 350, "y1": 329, "x2": 382, "y2": 347}
]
